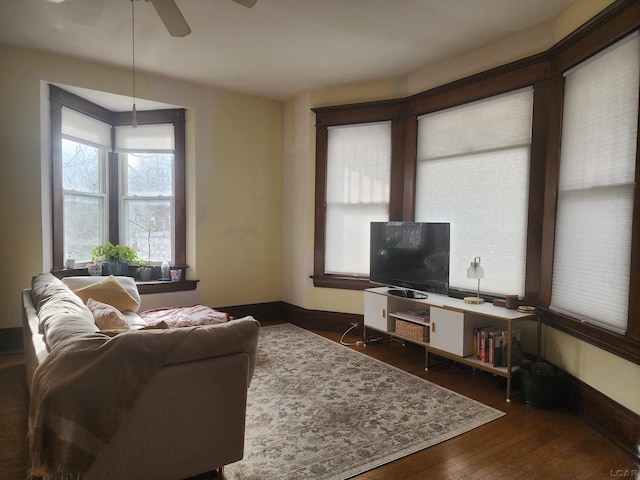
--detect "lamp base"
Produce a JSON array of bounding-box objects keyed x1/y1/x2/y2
[{"x1": 464, "y1": 296, "x2": 485, "y2": 304}]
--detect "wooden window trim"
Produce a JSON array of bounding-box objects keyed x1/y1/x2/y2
[
  {"x1": 311, "y1": 101, "x2": 406, "y2": 289},
  {"x1": 312, "y1": 0, "x2": 640, "y2": 364},
  {"x1": 49, "y1": 85, "x2": 187, "y2": 268}
]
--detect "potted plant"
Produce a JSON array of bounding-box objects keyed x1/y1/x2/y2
[
  {"x1": 519, "y1": 359, "x2": 565, "y2": 409},
  {"x1": 136, "y1": 259, "x2": 153, "y2": 281},
  {"x1": 92, "y1": 242, "x2": 139, "y2": 276}
]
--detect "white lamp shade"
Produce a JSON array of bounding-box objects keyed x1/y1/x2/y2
[{"x1": 466, "y1": 257, "x2": 484, "y2": 279}]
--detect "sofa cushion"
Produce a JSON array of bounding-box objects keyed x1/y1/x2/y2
[
  {"x1": 71, "y1": 276, "x2": 140, "y2": 312},
  {"x1": 87, "y1": 298, "x2": 131, "y2": 330},
  {"x1": 63, "y1": 276, "x2": 141, "y2": 312},
  {"x1": 164, "y1": 316, "x2": 261, "y2": 384},
  {"x1": 31, "y1": 273, "x2": 99, "y2": 350}
]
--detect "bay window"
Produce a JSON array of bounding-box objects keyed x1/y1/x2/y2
[
  {"x1": 50, "y1": 85, "x2": 186, "y2": 271},
  {"x1": 312, "y1": 0, "x2": 640, "y2": 362}
]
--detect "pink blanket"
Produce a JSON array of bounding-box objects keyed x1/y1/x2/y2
[{"x1": 140, "y1": 304, "x2": 232, "y2": 328}]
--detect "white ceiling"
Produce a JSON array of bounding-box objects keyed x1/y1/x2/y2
[{"x1": 1, "y1": 0, "x2": 578, "y2": 103}]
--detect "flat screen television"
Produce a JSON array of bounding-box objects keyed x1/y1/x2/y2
[{"x1": 370, "y1": 222, "x2": 450, "y2": 296}]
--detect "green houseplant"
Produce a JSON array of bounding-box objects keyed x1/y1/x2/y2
[
  {"x1": 136, "y1": 259, "x2": 153, "y2": 281},
  {"x1": 92, "y1": 242, "x2": 139, "y2": 276}
]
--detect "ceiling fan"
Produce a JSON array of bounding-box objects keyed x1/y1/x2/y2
[
  {"x1": 147, "y1": 0, "x2": 257, "y2": 37},
  {"x1": 46, "y1": 0, "x2": 257, "y2": 38}
]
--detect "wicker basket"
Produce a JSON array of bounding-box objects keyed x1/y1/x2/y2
[{"x1": 396, "y1": 319, "x2": 429, "y2": 342}]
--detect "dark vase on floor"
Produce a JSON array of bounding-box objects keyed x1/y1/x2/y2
[{"x1": 520, "y1": 360, "x2": 565, "y2": 410}]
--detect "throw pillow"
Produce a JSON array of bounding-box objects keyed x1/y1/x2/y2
[
  {"x1": 74, "y1": 275, "x2": 140, "y2": 312},
  {"x1": 87, "y1": 298, "x2": 131, "y2": 330},
  {"x1": 62, "y1": 276, "x2": 141, "y2": 312}
]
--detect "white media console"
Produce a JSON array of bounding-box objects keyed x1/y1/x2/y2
[{"x1": 364, "y1": 287, "x2": 538, "y2": 401}]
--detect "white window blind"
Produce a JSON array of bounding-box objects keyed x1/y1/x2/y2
[
  {"x1": 325, "y1": 122, "x2": 391, "y2": 275},
  {"x1": 551, "y1": 32, "x2": 639, "y2": 334},
  {"x1": 61, "y1": 107, "x2": 112, "y2": 149},
  {"x1": 115, "y1": 124, "x2": 174, "y2": 153},
  {"x1": 415, "y1": 88, "x2": 533, "y2": 296}
]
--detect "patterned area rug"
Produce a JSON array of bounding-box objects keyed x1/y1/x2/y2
[{"x1": 224, "y1": 323, "x2": 505, "y2": 480}]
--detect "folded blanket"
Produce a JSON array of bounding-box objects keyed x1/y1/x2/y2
[
  {"x1": 27, "y1": 327, "x2": 198, "y2": 480},
  {"x1": 140, "y1": 304, "x2": 233, "y2": 327}
]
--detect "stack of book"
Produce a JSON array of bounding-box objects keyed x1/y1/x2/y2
[
  {"x1": 404, "y1": 308, "x2": 429, "y2": 322},
  {"x1": 473, "y1": 326, "x2": 520, "y2": 367}
]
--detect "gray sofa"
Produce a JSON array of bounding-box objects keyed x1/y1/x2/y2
[{"x1": 22, "y1": 273, "x2": 260, "y2": 480}]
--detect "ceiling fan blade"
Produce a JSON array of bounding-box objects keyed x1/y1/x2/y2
[
  {"x1": 147, "y1": 0, "x2": 191, "y2": 37},
  {"x1": 231, "y1": 0, "x2": 257, "y2": 8}
]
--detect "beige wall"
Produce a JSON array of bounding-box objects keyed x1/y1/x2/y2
[
  {"x1": 0, "y1": 44, "x2": 284, "y2": 327},
  {"x1": 282, "y1": 0, "x2": 640, "y2": 414}
]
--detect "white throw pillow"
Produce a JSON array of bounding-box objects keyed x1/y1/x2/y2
[
  {"x1": 62, "y1": 275, "x2": 141, "y2": 312},
  {"x1": 87, "y1": 298, "x2": 131, "y2": 330}
]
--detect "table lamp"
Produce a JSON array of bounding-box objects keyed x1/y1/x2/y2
[{"x1": 464, "y1": 256, "x2": 485, "y2": 304}]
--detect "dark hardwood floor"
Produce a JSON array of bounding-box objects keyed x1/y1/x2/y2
[
  {"x1": 2, "y1": 322, "x2": 638, "y2": 480},
  {"x1": 306, "y1": 324, "x2": 639, "y2": 480}
]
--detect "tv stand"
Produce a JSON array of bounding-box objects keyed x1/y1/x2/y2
[{"x1": 364, "y1": 287, "x2": 538, "y2": 401}]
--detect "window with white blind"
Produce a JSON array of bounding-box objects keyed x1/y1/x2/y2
[
  {"x1": 415, "y1": 88, "x2": 533, "y2": 296},
  {"x1": 551, "y1": 33, "x2": 639, "y2": 334},
  {"x1": 325, "y1": 122, "x2": 391, "y2": 276},
  {"x1": 117, "y1": 125, "x2": 175, "y2": 264},
  {"x1": 51, "y1": 85, "x2": 185, "y2": 269},
  {"x1": 59, "y1": 115, "x2": 177, "y2": 264},
  {"x1": 61, "y1": 107, "x2": 110, "y2": 263}
]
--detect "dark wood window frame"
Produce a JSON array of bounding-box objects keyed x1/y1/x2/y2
[
  {"x1": 312, "y1": 0, "x2": 640, "y2": 364},
  {"x1": 49, "y1": 85, "x2": 187, "y2": 272}
]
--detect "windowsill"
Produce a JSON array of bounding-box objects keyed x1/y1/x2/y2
[
  {"x1": 136, "y1": 279, "x2": 199, "y2": 294},
  {"x1": 540, "y1": 307, "x2": 640, "y2": 366},
  {"x1": 51, "y1": 268, "x2": 199, "y2": 295},
  {"x1": 311, "y1": 275, "x2": 375, "y2": 290}
]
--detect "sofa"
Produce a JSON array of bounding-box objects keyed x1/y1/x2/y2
[{"x1": 22, "y1": 273, "x2": 260, "y2": 480}]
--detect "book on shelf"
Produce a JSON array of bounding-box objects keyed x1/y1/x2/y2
[
  {"x1": 397, "y1": 310, "x2": 429, "y2": 322},
  {"x1": 491, "y1": 331, "x2": 504, "y2": 367},
  {"x1": 483, "y1": 328, "x2": 499, "y2": 363},
  {"x1": 476, "y1": 326, "x2": 497, "y2": 362},
  {"x1": 500, "y1": 329, "x2": 522, "y2": 367},
  {"x1": 472, "y1": 326, "x2": 524, "y2": 366},
  {"x1": 473, "y1": 325, "x2": 492, "y2": 359},
  {"x1": 488, "y1": 330, "x2": 503, "y2": 365}
]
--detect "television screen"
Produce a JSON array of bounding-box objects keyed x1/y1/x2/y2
[{"x1": 370, "y1": 222, "x2": 450, "y2": 295}]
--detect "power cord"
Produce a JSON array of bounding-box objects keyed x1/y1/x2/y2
[
  {"x1": 340, "y1": 323, "x2": 391, "y2": 347},
  {"x1": 340, "y1": 323, "x2": 390, "y2": 347},
  {"x1": 340, "y1": 323, "x2": 363, "y2": 346}
]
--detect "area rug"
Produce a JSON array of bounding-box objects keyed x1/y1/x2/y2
[{"x1": 224, "y1": 323, "x2": 505, "y2": 480}]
